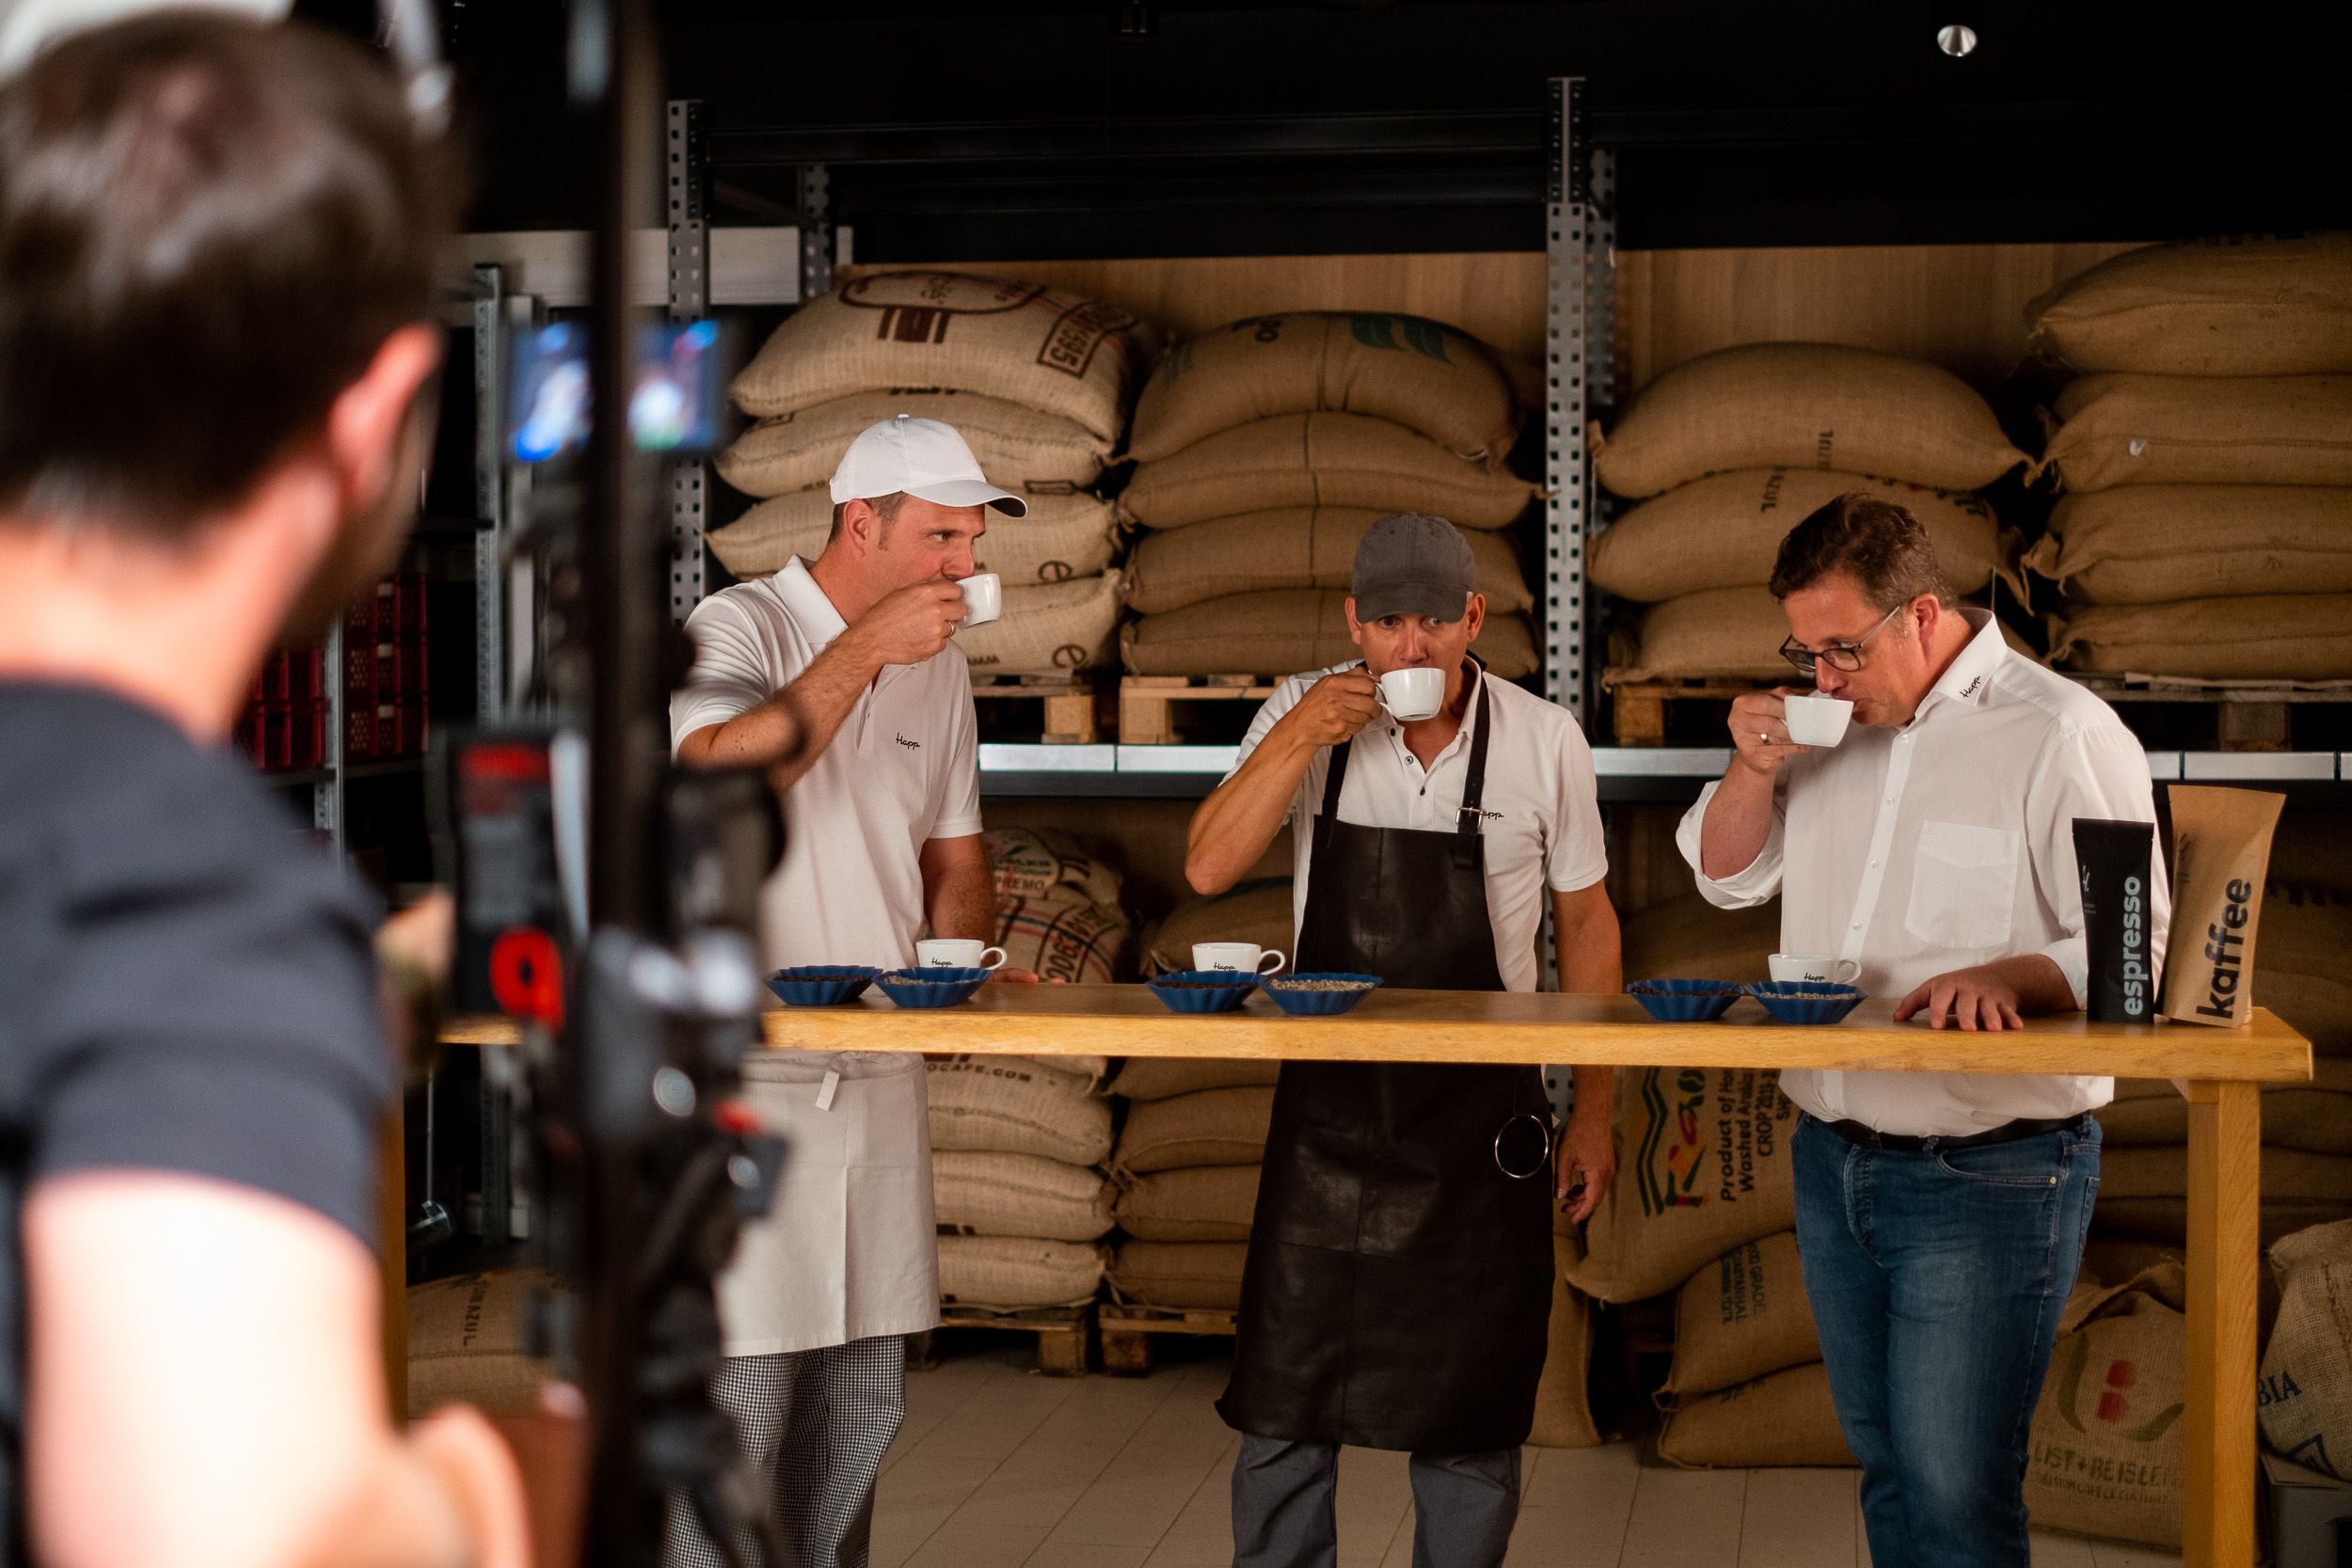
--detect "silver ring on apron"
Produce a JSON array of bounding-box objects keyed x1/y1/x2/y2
[{"x1": 1493, "y1": 1112, "x2": 1554, "y2": 1180}]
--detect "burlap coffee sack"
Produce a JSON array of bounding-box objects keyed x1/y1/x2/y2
[
  {"x1": 2093, "y1": 1147, "x2": 2352, "y2": 1206},
  {"x1": 1531, "y1": 1239, "x2": 1602, "y2": 1449},
  {"x1": 1656, "y1": 1361, "x2": 1855, "y2": 1468},
  {"x1": 1113, "y1": 1164, "x2": 1261, "y2": 1243},
  {"x1": 1620, "y1": 894, "x2": 1780, "y2": 987},
  {"x1": 995, "y1": 891, "x2": 1132, "y2": 987},
  {"x1": 732, "y1": 272, "x2": 1157, "y2": 442},
  {"x1": 716, "y1": 389, "x2": 1111, "y2": 499},
  {"x1": 1663, "y1": 1230, "x2": 1821, "y2": 1397},
  {"x1": 1593, "y1": 468, "x2": 2013, "y2": 604},
  {"x1": 2053, "y1": 594, "x2": 2352, "y2": 681},
  {"x1": 2257, "y1": 1218, "x2": 2352, "y2": 1478},
  {"x1": 2098, "y1": 1060, "x2": 2352, "y2": 1153},
  {"x1": 2026, "y1": 235, "x2": 2352, "y2": 377},
  {"x1": 938, "y1": 1234, "x2": 1107, "y2": 1311},
  {"x1": 1605, "y1": 587, "x2": 1792, "y2": 685},
  {"x1": 1143, "y1": 879, "x2": 1295, "y2": 977},
  {"x1": 957, "y1": 573, "x2": 1122, "y2": 677},
  {"x1": 1594, "y1": 342, "x2": 2026, "y2": 500},
  {"x1": 1024, "y1": 1054, "x2": 1112, "y2": 1089},
  {"x1": 707, "y1": 489, "x2": 1120, "y2": 588},
  {"x1": 2265, "y1": 882, "x2": 2352, "y2": 1055},
  {"x1": 1113, "y1": 1086, "x2": 1276, "y2": 1175},
  {"x1": 928, "y1": 1055, "x2": 1114, "y2": 1166},
  {"x1": 1109, "y1": 1057, "x2": 1282, "y2": 1101},
  {"x1": 408, "y1": 1269, "x2": 559, "y2": 1418},
  {"x1": 932, "y1": 1150, "x2": 1115, "y2": 1243},
  {"x1": 1118, "y1": 413, "x2": 1535, "y2": 531},
  {"x1": 1563, "y1": 1068, "x2": 1797, "y2": 1304},
  {"x1": 984, "y1": 826, "x2": 1123, "y2": 908},
  {"x1": 1121, "y1": 591, "x2": 1537, "y2": 680},
  {"x1": 2028, "y1": 485, "x2": 2352, "y2": 605},
  {"x1": 2040, "y1": 373, "x2": 2352, "y2": 493},
  {"x1": 1124, "y1": 509, "x2": 1532, "y2": 615},
  {"x1": 1107, "y1": 1240, "x2": 1248, "y2": 1310},
  {"x1": 1129, "y1": 312, "x2": 1524, "y2": 467},
  {"x1": 2091, "y1": 1198, "x2": 2352, "y2": 1252},
  {"x1": 2024, "y1": 1261, "x2": 2188, "y2": 1548}
]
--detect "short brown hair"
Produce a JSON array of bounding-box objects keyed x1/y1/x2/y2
[
  {"x1": 1769, "y1": 492, "x2": 1954, "y2": 610},
  {"x1": 828, "y1": 491, "x2": 906, "y2": 545},
  {"x1": 0, "y1": 12, "x2": 462, "y2": 540}
]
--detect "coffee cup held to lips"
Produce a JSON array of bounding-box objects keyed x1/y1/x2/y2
[
  {"x1": 1376, "y1": 666, "x2": 1445, "y2": 722},
  {"x1": 1194, "y1": 942, "x2": 1286, "y2": 977},
  {"x1": 1781, "y1": 693, "x2": 1853, "y2": 748},
  {"x1": 957, "y1": 572, "x2": 1003, "y2": 628},
  {"x1": 1769, "y1": 954, "x2": 1862, "y2": 987},
  {"x1": 917, "y1": 939, "x2": 1007, "y2": 971}
]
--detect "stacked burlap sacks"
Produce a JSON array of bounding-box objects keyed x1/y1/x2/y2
[
  {"x1": 2022, "y1": 1260, "x2": 2194, "y2": 1547},
  {"x1": 1105, "y1": 1060, "x2": 1274, "y2": 1313},
  {"x1": 1118, "y1": 313, "x2": 1542, "y2": 680},
  {"x1": 1594, "y1": 344, "x2": 2029, "y2": 688},
  {"x1": 708, "y1": 271, "x2": 1161, "y2": 676},
  {"x1": 927, "y1": 1054, "x2": 1115, "y2": 1311},
  {"x1": 2026, "y1": 237, "x2": 2352, "y2": 680},
  {"x1": 407, "y1": 1269, "x2": 561, "y2": 1418},
  {"x1": 984, "y1": 826, "x2": 1135, "y2": 989},
  {"x1": 2257, "y1": 1219, "x2": 2352, "y2": 1480}
]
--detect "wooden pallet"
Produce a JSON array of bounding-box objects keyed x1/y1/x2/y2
[
  {"x1": 1605, "y1": 679, "x2": 1772, "y2": 747},
  {"x1": 1098, "y1": 1303, "x2": 1238, "y2": 1377},
  {"x1": 1119, "y1": 675, "x2": 1281, "y2": 746},
  {"x1": 911, "y1": 1302, "x2": 1093, "y2": 1377},
  {"x1": 970, "y1": 673, "x2": 1103, "y2": 745}
]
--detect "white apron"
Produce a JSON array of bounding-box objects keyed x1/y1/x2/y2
[{"x1": 716, "y1": 1051, "x2": 940, "y2": 1356}]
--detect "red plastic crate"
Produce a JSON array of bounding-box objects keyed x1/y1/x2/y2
[
  {"x1": 393, "y1": 699, "x2": 429, "y2": 758},
  {"x1": 259, "y1": 650, "x2": 291, "y2": 701},
  {"x1": 398, "y1": 573, "x2": 429, "y2": 641},
  {"x1": 286, "y1": 643, "x2": 327, "y2": 703},
  {"x1": 291, "y1": 698, "x2": 329, "y2": 769},
  {"x1": 345, "y1": 700, "x2": 393, "y2": 764}
]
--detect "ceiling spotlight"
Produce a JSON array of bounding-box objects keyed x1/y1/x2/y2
[{"x1": 1937, "y1": 23, "x2": 1979, "y2": 56}]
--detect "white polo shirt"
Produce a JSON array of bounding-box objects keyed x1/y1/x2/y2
[
  {"x1": 1675, "y1": 610, "x2": 2170, "y2": 1136},
  {"x1": 1231, "y1": 664, "x2": 1609, "y2": 992},
  {"x1": 671, "y1": 557, "x2": 983, "y2": 990}
]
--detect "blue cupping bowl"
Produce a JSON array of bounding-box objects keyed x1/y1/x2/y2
[
  {"x1": 875, "y1": 966, "x2": 993, "y2": 1009},
  {"x1": 1626, "y1": 978, "x2": 1747, "y2": 1022},
  {"x1": 1147, "y1": 970, "x2": 1260, "y2": 1015},
  {"x1": 1258, "y1": 972, "x2": 1384, "y2": 1017},
  {"x1": 1746, "y1": 980, "x2": 1867, "y2": 1025},
  {"x1": 766, "y1": 965, "x2": 882, "y2": 1007}
]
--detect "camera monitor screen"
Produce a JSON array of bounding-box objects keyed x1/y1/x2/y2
[{"x1": 510, "y1": 319, "x2": 724, "y2": 462}]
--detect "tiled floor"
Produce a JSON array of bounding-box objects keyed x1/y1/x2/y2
[{"x1": 872, "y1": 1340, "x2": 2185, "y2": 1568}]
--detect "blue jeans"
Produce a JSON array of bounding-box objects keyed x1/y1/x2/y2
[{"x1": 1792, "y1": 1113, "x2": 2100, "y2": 1568}]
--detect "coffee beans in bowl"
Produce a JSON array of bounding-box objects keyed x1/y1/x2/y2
[{"x1": 1259, "y1": 972, "x2": 1383, "y2": 1017}]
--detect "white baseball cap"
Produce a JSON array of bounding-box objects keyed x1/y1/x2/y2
[{"x1": 828, "y1": 415, "x2": 1028, "y2": 517}]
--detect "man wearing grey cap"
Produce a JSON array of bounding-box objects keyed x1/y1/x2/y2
[
  {"x1": 669, "y1": 416, "x2": 1028, "y2": 1568},
  {"x1": 1185, "y1": 513, "x2": 1623, "y2": 1568}
]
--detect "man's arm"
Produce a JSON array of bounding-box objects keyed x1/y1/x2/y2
[
  {"x1": 25, "y1": 1175, "x2": 530, "y2": 1568},
  {"x1": 1693, "y1": 689, "x2": 1807, "y2": 886},
  {"x1": 1551, "y1": 879, "x2": 1622, "y2": 1224},
  {"x1": 919, "y1": 833, "x2": 996, "y2": 944},
  {"x1": 677, "y1": 580, "x2": 969, "y2": 790},
  {"x1": 1186, "y1": 670, "x2": 1379, "y2": 895}
]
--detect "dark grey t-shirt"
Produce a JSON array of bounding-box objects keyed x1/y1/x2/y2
[{"x1": 0, "y1": 683, "x2": 394, "y2": 1561}]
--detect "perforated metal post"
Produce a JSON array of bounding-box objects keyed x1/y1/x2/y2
[
  {"x1": 666, "y1": 99, "x2": 709, "y2": 626},
  {"x1": 1544, "y1": 76, "x2": 1610, "y2": 725},
  {"x1": 798, "y1": 164, "x2": 834, "y2": 301},
  {"x1": 473, "y1": 263, "x2": 508, "y2": 721}
]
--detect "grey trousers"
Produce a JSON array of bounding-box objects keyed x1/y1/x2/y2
[
  {"x1": 1231, "y1": 1433, "x2": 1520, "y2": 1568},
  {"x1": 664, "y1": 1336, "x2": 907, "y2": 1568}
]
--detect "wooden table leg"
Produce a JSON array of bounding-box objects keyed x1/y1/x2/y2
[
  {"x1": 380, "y1": 1106, "x2": 408, "y2": 1425},
  {"x1": 2183, "y1": 1079, "x2": 2260, "y2": 1568}
]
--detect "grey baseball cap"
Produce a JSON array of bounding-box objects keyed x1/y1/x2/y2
[{"x1": 1351, "y1": 512, "x2": 1476, "y2": 623}]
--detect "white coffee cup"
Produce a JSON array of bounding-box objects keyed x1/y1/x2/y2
[
  {"x1": 1194, "y1": 942, "x2": 1286, "y2": 977},
  {"x1": 917, "y1": 939, "x2": 1007, "y2": 971},
  {"x1": 1770, "y1": 953, "x2": 1862, "y2": 987},
  {"x1": 1782, "y1": 693, "x2": 1854, "y2": 748},
  {"x1": 1376, "y1": 666, "x2": 1445, "y2": 722},
  {"x1": 957, "y1": 572, "x2": 1003, "y2": 628}
]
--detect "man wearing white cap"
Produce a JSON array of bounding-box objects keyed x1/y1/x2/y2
[{"x1": 668, "y1": 416, "x2": 1027, "y2": 1568}]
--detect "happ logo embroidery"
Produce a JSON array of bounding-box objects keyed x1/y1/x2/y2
[
  {"x1": 1962, "y1": 674, "x2": 1983, "y2": 698},
  {"x1": 894, "y1": 734, "x2": 922, "y2": 751}
]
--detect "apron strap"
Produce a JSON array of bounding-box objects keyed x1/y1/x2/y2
[{"x1": 1453, "y1": 664, "x2": 1492, "y2": 872}]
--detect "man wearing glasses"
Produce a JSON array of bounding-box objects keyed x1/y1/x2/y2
[{"x1": 1675, "y1": 493, "x2": 2168, "y2": 1568}]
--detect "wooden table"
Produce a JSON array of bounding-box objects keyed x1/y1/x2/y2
[{"x1": 446, "y1": 989, "x2": 2312, "y2": 1568}]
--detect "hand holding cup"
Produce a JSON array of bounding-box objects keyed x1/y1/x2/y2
[{"x1": 1728, "y1": 688, "x2": 1813, "y2": 778}]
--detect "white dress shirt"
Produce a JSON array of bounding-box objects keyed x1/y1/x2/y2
[
  {"x1": 671, "y1": 557, "x2": 979, "y2": 1352},
  {"x1": 1232, "y1": 662, "x2": 1610, "y2": 992},
  {"x1": 1676, "y1": 610, "x2": 2171, "y2": 1136}
]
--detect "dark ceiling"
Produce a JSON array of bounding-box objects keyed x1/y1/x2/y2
[{"x1": 421, "y1": 1, "x2": 2352, "y2": 254}]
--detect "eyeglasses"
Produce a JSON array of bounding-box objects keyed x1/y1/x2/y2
[{"x1": 1779, "y1": 604, "x2": 1904, "y2": 678}]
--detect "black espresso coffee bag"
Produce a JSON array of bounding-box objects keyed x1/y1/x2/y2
[
  {"x1": 2159, "y1": 786, "x2": 2285, "y2": 1029},
  {"x1": 2074, "y1": 818, "x2": 2158, "y2": 1023}
]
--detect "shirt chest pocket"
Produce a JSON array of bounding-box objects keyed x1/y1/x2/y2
[{"x1": 1904, "y1": 820, "x2": 2022, "y2": 952}]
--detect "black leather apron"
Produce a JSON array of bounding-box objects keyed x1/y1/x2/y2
[{"x1": 1216, "y1": 671, "x2": 1555, "y2": 1454}]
